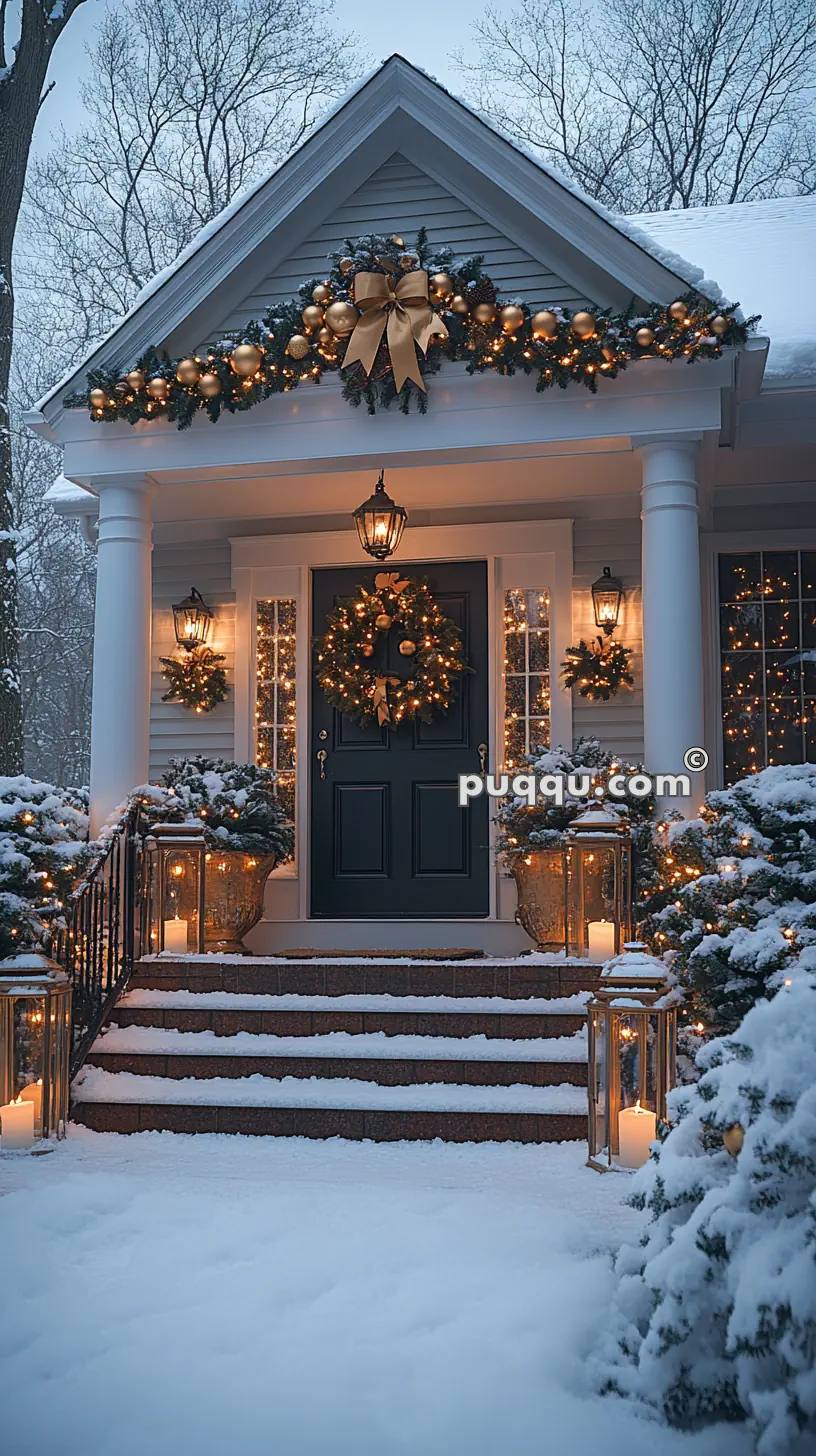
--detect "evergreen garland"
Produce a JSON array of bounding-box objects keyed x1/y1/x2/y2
[
  {"x1": 315, "y1": 573, "x2": 467, "y2": 729},
  {"x1": 66, "y1": 229, "x2": 758, "y2": 428},
  {"x1": 133, "y1": 756, "x2": 294, "y2": 860},
  {"x1": 561, "y1": 636, "x2": 634, "y2": 700},
  {"x1": 160, "y1": 646, "x2": 228, "y2": 713}
]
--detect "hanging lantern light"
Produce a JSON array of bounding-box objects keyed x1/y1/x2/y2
[
  {"x1": 352, "y1": 470, "x2": 408, "y2": 561},
  {"x1": 172, "y1": 587, "x2": 214, "y2": 651},
  {"x1": 591, "y1": 566, "x2": 624, "y2": 636}
]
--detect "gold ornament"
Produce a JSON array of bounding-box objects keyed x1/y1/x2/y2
[
  {"x1": 375, "y1": 613, "x2": 393, "y2": 631},
  {"x1": 450, "y1": 295, "x2": 469, "y2": 315},
  {"x1": 669, "y1": 300, "x2": 689, "y2": 321},
  {"x1": 635, "y1": 326, "x2": 656, "y2": 347},
  {"x1": 499, "y1": 303, "x2": 525, "y2": 334},
  {"x1": 430, "y1": 272, "x2": 453, "y2": 301},
  {"x1": 711, "y1": 315, "x2": 729, "y2": 336},
  {"x1": 571, "y1": 311, "x2": 596, "y2": 338},
  {"x1": 338, "y1": 257, "x2": 354, "y2": 275},
  {"x1": 398, "y1": 639, "x2": 417, "y2": 656},
  {"x1": 316, "y1": 326, "x2": 334, "y2": 347},
  {"x1": 399, "y1": 253, "x2": 419, "y2": 271},
  {"x1": 126, "y1": 369, "x2": 145, "y2": 391},
  {"x1": 361, "y1": 643, "x2": 375, "y2": 658},
  {"x1": 531, "y1": 310, "x2": 559, "y2": 339},
  {"x1": 199, "y1": 372, "x2": 222, "y2": 398},
  {"x1": 473, "y1": 302, "x2": 496, "y2": 325},
  {"x1": 324, "y1": 300, "x2": 359, "y2": 336},
  {"x1": 146, "y1": 376, "x2": 169, "y2": 400},
  {"x1": 89, "y1": 387, "x2": 108, "y2": 410},
  {"x1": 301, "y1": 304, "x2": 324, "y2": 331},
  {"x1": 230, "y1": 342, "x2": 263, "y2": 377},
  {"x1": 287, "y1": 334, "x2": 310, "y2": 359},
  {"x1": 723, "y1": 1123, "x2": 745, "y2": 1157},
  {"x1": 391, "y1": 235, "x2": 405, "y2": 247},
  {"x1": 176, "y1": 358, "x2": 201, "y2": 386},
  {"x1": 312, "y1": 282, "x2": 332, "y2": 305}
]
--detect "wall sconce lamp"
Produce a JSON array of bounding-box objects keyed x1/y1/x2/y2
[
  {"x1": 591, "y1": 567, "x2": 624, "y2": 636},
  {"x1": 172, "y1": 587, "x2": 214, "y2": 651}
]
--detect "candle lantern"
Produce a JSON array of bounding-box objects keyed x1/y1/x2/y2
[
  {"x1": 0, "y1": 953, "x2": 71, "y2": 1145},
  {"x1": 172, "y1": 587, "x2": 213, "y2": 651},
  {"x1": 353, "y1": 469, "x2": 408, "y2": 561},
  {"x1": 565, "y1": 806, "x2": 631, "y2": 959},
  {"x1": 586, "y1": 944, "x2": 677, "y2": 1172},
  {"x1": 145, "y1": 824, "x2": 207, "y2": 954}
]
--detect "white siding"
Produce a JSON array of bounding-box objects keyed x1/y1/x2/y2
[
  {"x1": 209, "y1": 153, "x2": 587, "y2": 341},
  {"x1": 571, "y1": 515, "x2": 644, "y2": 764},
  {"x1": 150, "y1": 542, "x2": 235, "y2": 776}
]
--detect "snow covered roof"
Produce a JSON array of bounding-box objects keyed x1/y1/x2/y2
[
  {"x1": 44, "y1": 473, "x2": 97, "y2": 510},
  {"x1": 624, "y1": 198, "x2": 816, "y2": 382}
]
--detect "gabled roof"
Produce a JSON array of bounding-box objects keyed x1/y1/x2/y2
[{"x1": 33, "y1": 55, "x2": 700, "y2": 422}]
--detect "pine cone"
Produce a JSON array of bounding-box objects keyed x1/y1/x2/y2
[{"x1": 465, "y1": 276, "x2": 496, "y2": 310}]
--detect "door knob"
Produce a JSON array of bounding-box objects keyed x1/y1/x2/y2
[
  {"x1": 478, "y1": 743, "x2": 488, "y2": 777},
  {"x1": 317, "y1": 749, "x2": 327, "y2": 780}
]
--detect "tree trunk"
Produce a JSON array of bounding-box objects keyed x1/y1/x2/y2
[{"x1": 0, "y1": 0, "x2": 86, "y2": 775}]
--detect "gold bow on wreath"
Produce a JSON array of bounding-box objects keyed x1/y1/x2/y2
[
  {"x1": 343, "y1": 271, "x2": 449, "y2": 392},
  {"x1": 373, "y1": 675, "x2": 401, "y2": 727}
]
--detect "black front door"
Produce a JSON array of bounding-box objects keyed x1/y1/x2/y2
[{"x1": 311, "y1": 560, "x2": 489, "y2": 919}]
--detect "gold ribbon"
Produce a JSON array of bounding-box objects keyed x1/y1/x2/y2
[
  {"x1": 373, "y1": 675, "x2": 401, "y2": 727},
  {"x1": 374, "y1": 572, "x2": 410, "y2": 594},
  {"x1": 343, "y1": 271, "x2": 449, "y2": 392}
]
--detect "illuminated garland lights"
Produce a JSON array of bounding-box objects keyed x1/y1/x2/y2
[
  {"x1": 160, "y1": 645, "x2": 228, "y2": 713},
  {"x1": 561, "y1": 637, "x2": 634, "y2": 701},
  {"x1": 316, "y1": 573, "x2": 467, "y2": 729},
  {"x1": 66, "y1": 228, "x2": 758, "y2": 428}
]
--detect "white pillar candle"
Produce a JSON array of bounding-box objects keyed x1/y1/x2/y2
[
  {"x1": 20, "y1": 1079, "x2": 43, "y2": 1131},
  {"x1": 617, "y1": 1101, "x2": 656, "y2": 1169},
  {"x1": 1, "y1": 1095, "x2": 35, "y2": 1150},
  {"x1": 587, "y1": 919, "x2": 616, "y2": 961},
  {"x1": 163, "y1": 917, "x2": 189, "y2": 954}
]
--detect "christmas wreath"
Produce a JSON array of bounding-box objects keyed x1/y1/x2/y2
[
  {"x1": 160, "y1": 645, "x2": 228, "y2": 713},
  {"x1": 67, "y1": 226, "x2": 757, "y2": 428},
  {"x1": 561, "y1": 637, "x2": 634, "y2": 701},
  {"x1": 316, "y1": 572, "x2": 467, "y2": 728}
]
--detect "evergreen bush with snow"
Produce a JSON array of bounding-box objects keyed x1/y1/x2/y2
[
  {"x1": 0, "y1": 777, "x2": 94, "y2": 957},
  {"x1": 596, "y1": 964, "x2": 816, "y2": 1455},
  {"x1": 132, "y1": 756, "x2": 294, "y2": 862},
  {"x1": 639, "y1": 765, "x2": 816, "y2": 1035}
]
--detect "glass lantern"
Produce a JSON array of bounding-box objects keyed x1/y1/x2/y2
[
  {"x1": 172, "y1": 587, "x2": 213, "y2": 651},
  {"x1": 587, "y1": 944, "x2": 677, "y2": 1172},
  {"x1": 353, "y1": 470, "x2": 408, "y2": 561},
  {"x1": 565, "y1": 806, "x2": 632, "y2": 960},
  {"x1": 0, "y1": 953, "x2": 71, "y2": 1145},
  {"x1": 591, "y1": 566, "x2": 624, "y2": 635},
  {"x1": 145, "y1": 824, "x2": 207, "y2": 955}
]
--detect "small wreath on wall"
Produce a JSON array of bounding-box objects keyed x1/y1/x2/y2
[
  {"x1": 160, "y1": 645, "x2": 229, "y2": 713},
  {"x1": 316, "y1": 572, "x2": 467, "y2": 728},
  {"x1": 561, "y1": 637, "x2": 634, "y2": 701}
]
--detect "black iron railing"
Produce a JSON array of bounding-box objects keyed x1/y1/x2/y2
[{"x1": 52, "y1": 803, "x2": 148, "y2": 1078}]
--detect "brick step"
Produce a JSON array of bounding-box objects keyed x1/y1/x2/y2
[
  {"x1": 115, "y1": 989, "x2": 588, "y2": 1040},
  {"x1": 88, "y1": 1050, "x2": 587, "y2": 1088},
  {"x1": 132, "y1": 955, "x2": 602, "y2": 1001}
]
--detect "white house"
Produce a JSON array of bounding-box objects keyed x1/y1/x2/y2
[{"x1": 26, "y1": 56, "x2": 816, "y2": 956}]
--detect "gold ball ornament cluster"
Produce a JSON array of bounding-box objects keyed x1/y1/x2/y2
[
  {"x1": 500, "y1": 304, "x2": 525, "y2": 333},
  {"x1": 312, "y1": 282, "x2": 332, "y2": 305},
  {"x1": 177, "y1": 358, "x2": 201, "y2": 386},
  {"x1": 199, "y1": 372, "x2": 222, "y2": 398},
  {"x1": 89, "y1": 387, "x2": 108, "y2": 410},
  {"x1": 287, "y1": 334, "x2": 310, "y2": 360},
  {"x1": 399, "y1": 639, "x2": 417, "y2": 656},
  {"x1": 669, "y1": 300, "x2": 689, "y2": 321},
  {"x1": 126, "y1": 369, "x2": 145, "y2": 391},
  {"x1": 231, "y1": 342, "x2": 263, "y2": 377},
  {"x1": 375, "y1": 612, "x2": 393, "y2": 631},
  {"x1": 147, "y1": 376, "x2": 169, "y2": 400},
  {"x1": 635, "y1": 326, "x2": 656, "y2": 347},
  {"x1": 571, "y1": 311, "x2": 596, "y2": 338},
  {"x1": 473, "y1": 302, "x2": 497, "y2": 325},
  {"x1": 531, "y1": 310, "x2": 558, "y2": 339},
  {"x1": 324, "y1": 300, "x2": 359, "y2": 336},
  {"x1": 711, "y1": 315, "x2": 729, "y2": 336}
]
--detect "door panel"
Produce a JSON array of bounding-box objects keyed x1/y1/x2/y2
[{"x1": 311, "y1": 560, "x2": 489, "y2": 918}]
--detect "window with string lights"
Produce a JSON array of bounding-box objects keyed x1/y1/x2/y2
[
  {"x1": 503, "y1": 589, "x2": 550, "y2": 771},
  {"x1": 719, "y1": 551, "x2": 816, "y2": 782},
  {"x1": 255, "y1": 599, "x2": 297, "y2": 827}
]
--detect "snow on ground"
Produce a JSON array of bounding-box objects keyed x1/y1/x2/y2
[{"x1": 0, "y1": 1130, "x2": 753, "y2": 1456}]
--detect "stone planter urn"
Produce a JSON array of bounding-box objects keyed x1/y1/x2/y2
[
  {"x1": 508, "y1": 847, "x2": 567, "y2": 952},
  {"x1": 203, "y1": 852, "x2": 277, "y2": 954}
]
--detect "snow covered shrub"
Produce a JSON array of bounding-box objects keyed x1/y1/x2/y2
[
  {"x1": 496, "y1": 736, "x2": 655, "y2": 862},
  {"x1": 596, "y1": 966, "x2": 816, "y2": 1455},
  {"x1": 132, "y1": 756, "x2": 294, "y2": 862},
  {"x1": 639, "y1": 765, "x2": 816, "y2": 1035},
  {"x1": 0, "y1": 777, "x2": 94, "y2": 957}
]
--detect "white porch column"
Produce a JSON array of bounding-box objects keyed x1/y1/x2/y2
[
  {"x1": 89, "y1": 476, "x2": 154, "y2": 835},
  {"x1": 636, "y1": 438, "x2": 705, "y2": 815}
]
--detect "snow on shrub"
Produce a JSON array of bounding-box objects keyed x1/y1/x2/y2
[
  {"x1": 595, "y1": 964, "x2": 816, "y2": 1455},
  {"x1": 131, "y1": 756, "x2": 294, "y2": 862},
  {"x1": 0, "y1": 777, "x2": 95, "y2": 957},
  {"x1": 639, "y1": 764, "x2": 816, "y2": 1035}
]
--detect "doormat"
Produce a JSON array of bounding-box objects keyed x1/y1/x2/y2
[{"x1": 276, "y1": 948, "x2": 485, "y2": 961}]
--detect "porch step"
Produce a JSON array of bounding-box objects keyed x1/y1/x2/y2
[
  {"x1": 85, "y1": 1024, "x2": 588, "y2": 1088},
  {"x1": 71, "y1": 958, "x2": 596, "y2": 1144}
]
